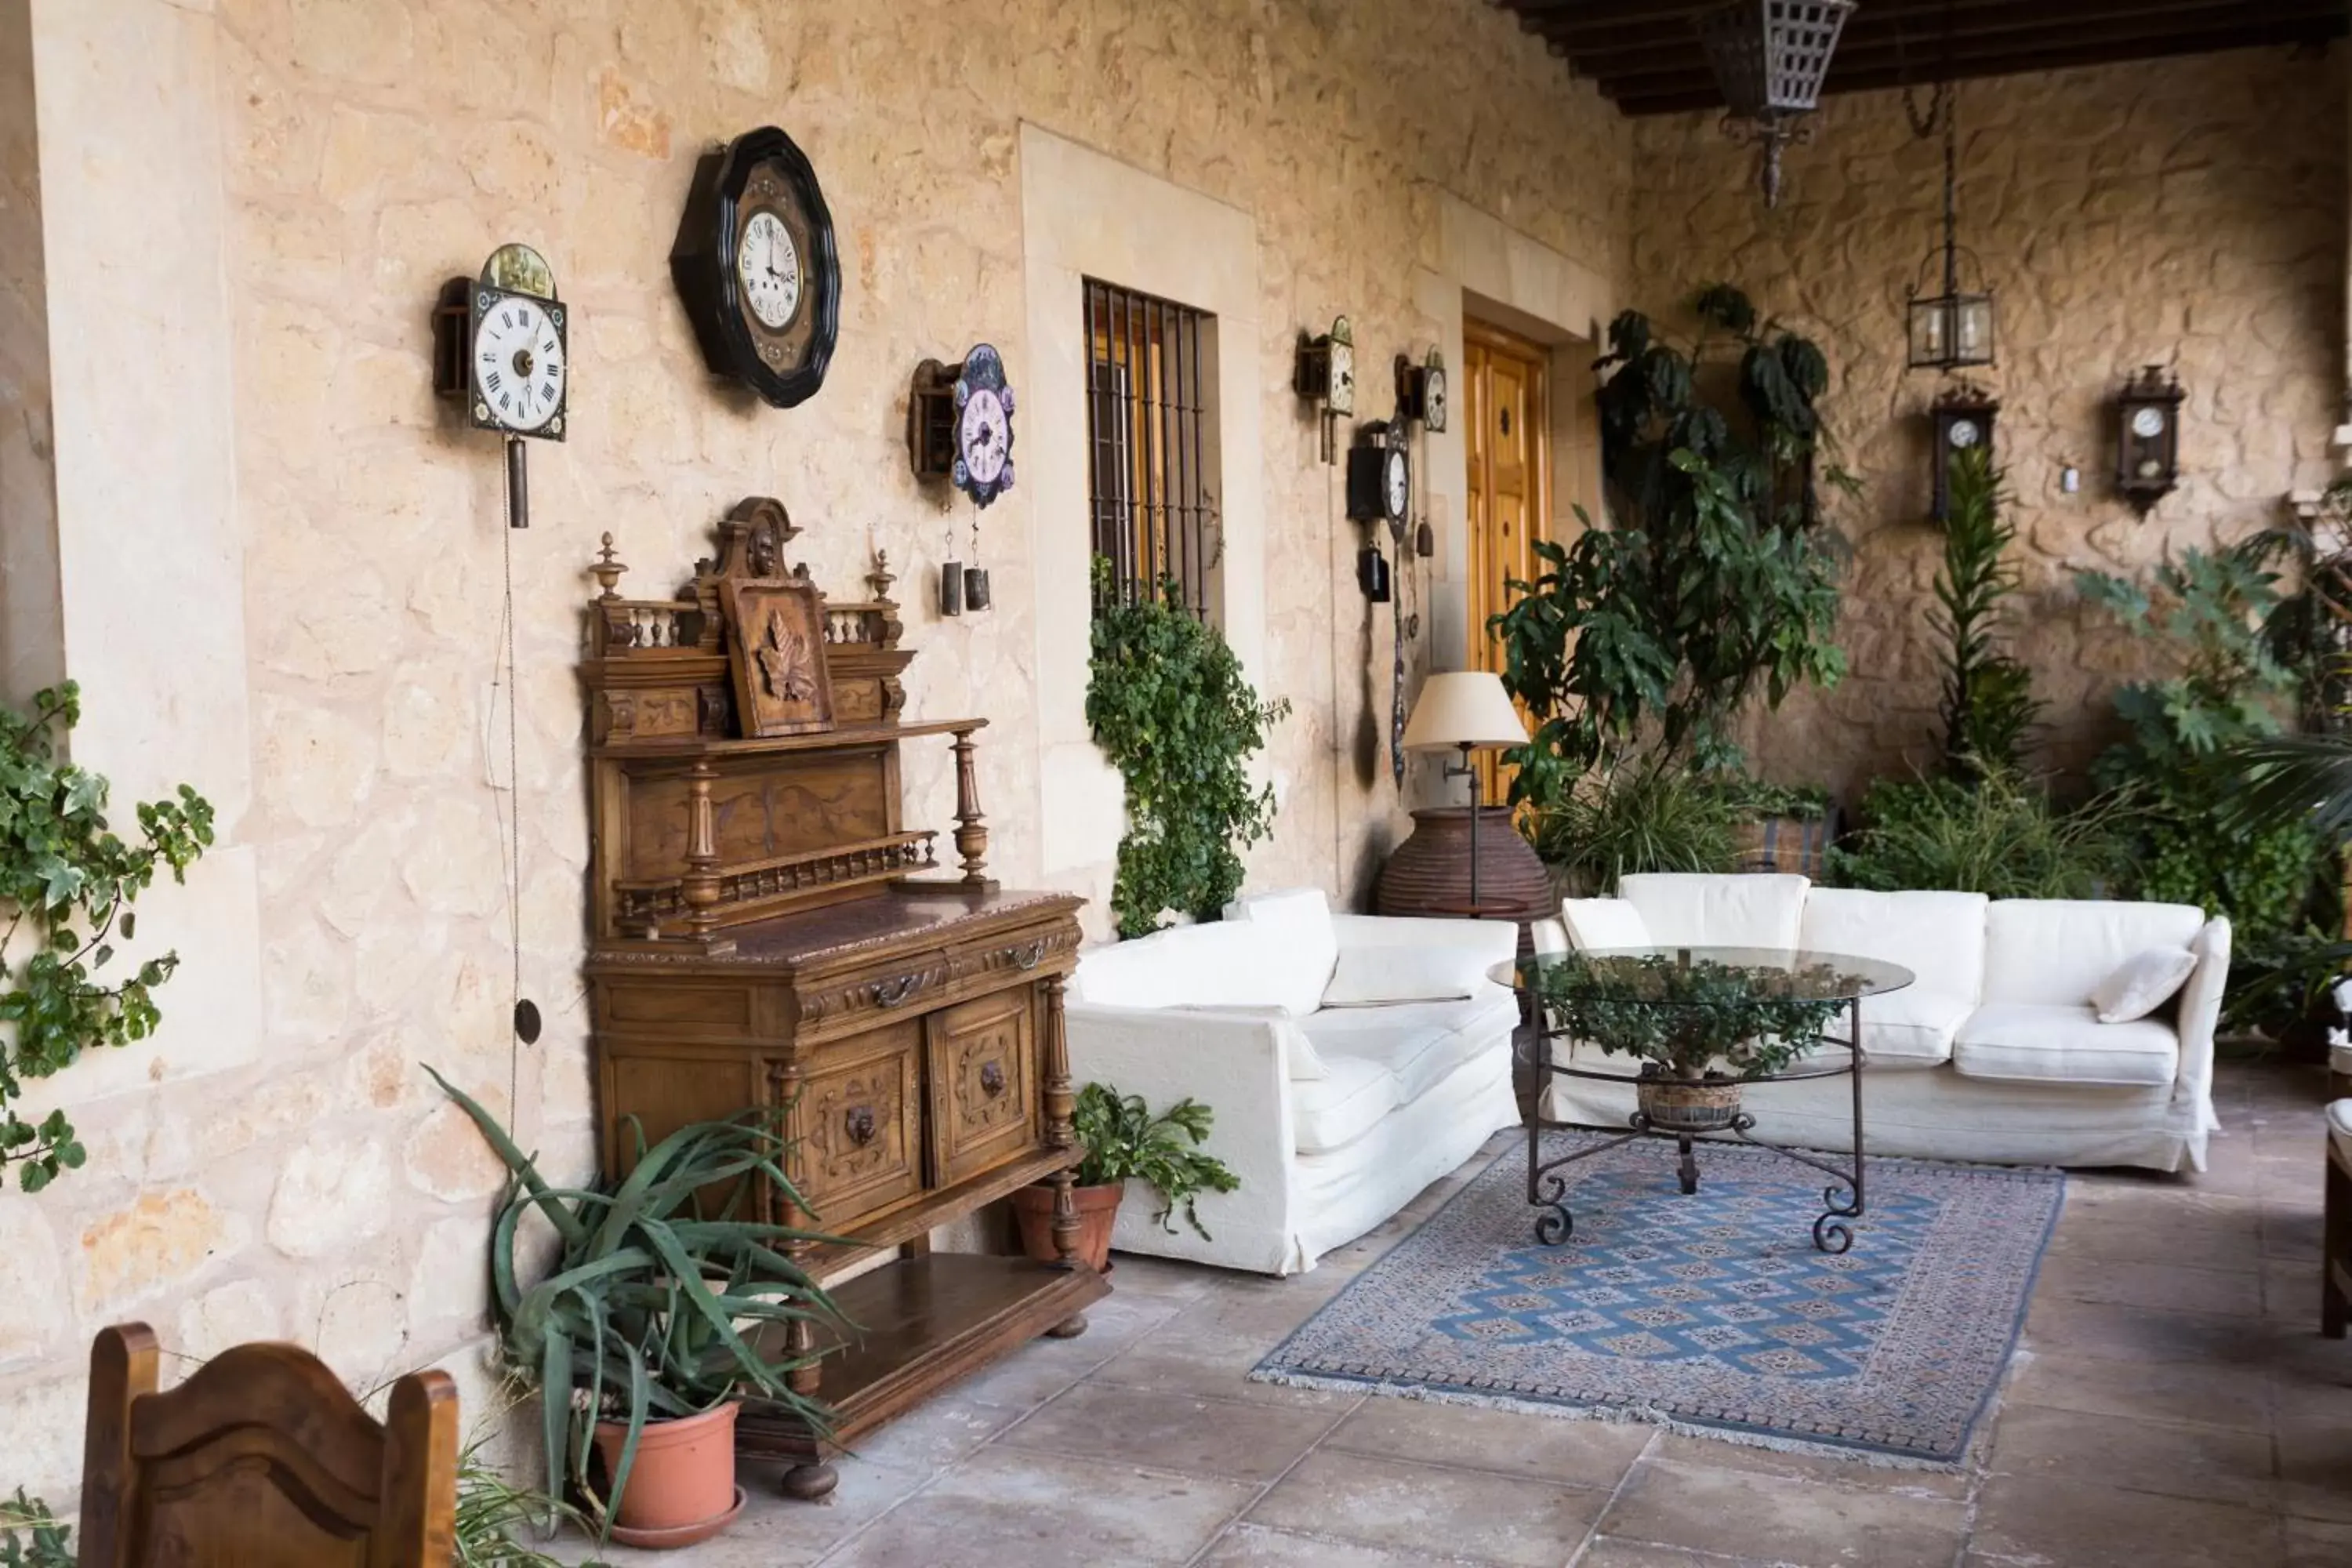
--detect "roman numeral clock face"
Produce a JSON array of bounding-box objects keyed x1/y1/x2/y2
[
  {"x1": 471, "y1": 292, "x2": 566, "y2": 434},
  {"x1": 738, "y1": 209, "x2": 802, "y2": 330}
]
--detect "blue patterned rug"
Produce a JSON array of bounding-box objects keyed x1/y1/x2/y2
[{"x1": 1250, "y1": 1133, "x2": 2063, "y2": 1466}]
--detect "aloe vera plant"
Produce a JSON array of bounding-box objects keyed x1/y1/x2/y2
[{"x1": 429, "y1": 1069, "x2": 842, "y2": 1537}]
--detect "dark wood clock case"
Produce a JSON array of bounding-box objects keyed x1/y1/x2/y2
[
  {"x1": 670, "y1": 126, "x2": 841, "y2": 408},
  {"x1": 580, "y1": 497, "x2": 1102, "y2": 1499}
]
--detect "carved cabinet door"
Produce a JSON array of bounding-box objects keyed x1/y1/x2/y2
[
  {"x1": 924, "y1": 985, "x2": 1040, "y2": 1187},
  {"x1": 786, "y1": 1021, "x2": 924, "y2": 1229}
]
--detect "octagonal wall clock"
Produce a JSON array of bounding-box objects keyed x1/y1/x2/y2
[
  {"x1": 907, "y1": 344, "x2": 1016, "y2": 508},
  {"x1": 670, "y1": 126, "x2": 841, "y2": 408}
]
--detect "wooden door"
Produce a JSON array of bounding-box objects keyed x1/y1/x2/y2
[{"x1": 1464, "y1": 320, "x2": 1552, "y2": 804}]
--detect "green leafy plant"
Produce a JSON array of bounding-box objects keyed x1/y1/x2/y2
[
  {"x1": 1087, "y1": 565, "x2": 1290, "y2": 938},
  {"x1": 1491, "y1": 285, "x2": 1849, "y2": 808},
  {"x1": 0, "y1": 1491, "x2": 71, "y2": 1568},
  {"x1": 1531, "y1": 953, "x2": 1852, "y2": 1080},
  {"x1": 1711, "y1": 778, "x2": 1833, "y2": 822},
  {"x1": 1528, "y1": 764, "x2": 1739, "y2": 893},
  {"x1": 0, "y1": 682, "x2": 214, "y2": 1191},
  {"x1": 1933, "y1": 448, "x2": 2041, "y2": 775},
  {"x1": 453, "y1": 1431, "x2": 594, "y2": 1568},
  {"x1": 1073, "y1": 1082, "x2": 1239, "y2": 1241},
  {"x1": 1826, "y1": 771, "x2": 2132, "y2": 900},
  {"x1": 430, "y1": 1068, "x2": 843, "y2": 1539}
]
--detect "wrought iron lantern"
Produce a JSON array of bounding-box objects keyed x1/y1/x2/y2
[
  {"x1": 1906, "y1": 86, "x2": 1997, "y2": 372},
  {"x1": 1697, "y1": 0, "x2": 1855, "y2": 208}
]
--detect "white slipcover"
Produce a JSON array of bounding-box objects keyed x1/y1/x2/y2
[
  {"x1": 1981, "y1": 898, "x2": 2206, "y2": 1006},
  {"x1": 1561, "y1": 897, "x2": 1653, "y2": 951},
  {"x1": 1953, "y1": 1004, "x2": 2180, "y2": 1087},
  {"x1": 1621, "y1": 872, "x2": 1808, "y2": 949},
  {"x1": 2330, "y1": 1098, "x2": 2352, "y2": 1156}
]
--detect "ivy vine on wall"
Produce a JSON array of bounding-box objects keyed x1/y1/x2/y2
[
  {"x1": 1086, "y1": 565, "x2": 1289, "y2": 939},
  {"x1": 0, "y1": 683, "x2": 214, "y2": 1191}
]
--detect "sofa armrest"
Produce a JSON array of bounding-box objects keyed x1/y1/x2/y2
[
  {"x1": 2172, "y1": 916, "x2": 2230, "y2": 1116},
  {"x1": 1530, "y1": 917, "x2": 1569, "y2": 955},
  {"x1": 1063, "y1": 1002, "x2": 1298, "y2": 1240},
  {"x1": 1331, "y1": 913, "x2": 1519, "y2": 964}
]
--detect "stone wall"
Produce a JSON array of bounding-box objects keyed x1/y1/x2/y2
[
  {"x1": 0, "y1": 0, "x2": 1628, "y2": 1500},
  {"x1": 1630, "y1": 48, "x2": 2347, "y2": 793}
]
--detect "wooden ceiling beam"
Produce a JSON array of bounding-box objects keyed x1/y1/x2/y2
[{"x1": 1613, "y1": 27, "x2": 2346, "y2": 114}]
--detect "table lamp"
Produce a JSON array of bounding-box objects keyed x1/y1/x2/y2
[{"x1": 1401, "y1": 671, "x2": 1529, "y2": 908}]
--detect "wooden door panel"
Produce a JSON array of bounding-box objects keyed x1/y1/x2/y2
[
  {"x1": 1465, "y1": 321, "x2": 1553, "y2": 804},
  {"x1": 793, "y1": 1022, "x2": 924, "y2": 1229},
  {"x1": 924, "y1": 986, "x2": 1040, "y2": 1185}
]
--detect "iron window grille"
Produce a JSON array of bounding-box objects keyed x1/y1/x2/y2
[{"x1": 1084, "y1": 278, "x2": 1221, "y2": 619}]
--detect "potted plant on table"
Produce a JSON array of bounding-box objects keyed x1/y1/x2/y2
[
  {"x1": 1534, "y1": 954, "x2": 1853, "y2": 1131},
  {"x1": 430, "y1": 1069, "x2": 842, "y2": 1552},
  {"x1": 1011, "y1": 1083, "x2": 1240, "y2": 1272}
]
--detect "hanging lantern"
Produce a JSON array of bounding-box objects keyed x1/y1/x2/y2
[
  {"x1": 1697, "y1": 0, "x2": 1855, "y2": 208},
  {"x1": 1907, "y1": 85, "x2": 1997, "y2": 372}
]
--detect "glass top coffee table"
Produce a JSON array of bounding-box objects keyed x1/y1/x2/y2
[{"x1": 1493, "y1": 946, "x2": 1915, "y2": 1254}]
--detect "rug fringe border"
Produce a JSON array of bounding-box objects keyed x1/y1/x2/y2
[{"x1": 1244, "y1": 1367, "x2": 1965, "y2": 1473}]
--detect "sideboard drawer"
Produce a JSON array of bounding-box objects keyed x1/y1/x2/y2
[
  {"x1": 925, "y1": 986, "x2": 1040, "y2": 1186},
  {"x1": 789, "y1": 1022, "x2": 923, "y2": 1229},
  {"x1": 794, "y1": 946, "x2": 954, "y2": 1043}
]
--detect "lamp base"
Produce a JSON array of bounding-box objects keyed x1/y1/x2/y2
[{"x1": 1374, "y1": 808, "x2": 1552, "y2": 924}]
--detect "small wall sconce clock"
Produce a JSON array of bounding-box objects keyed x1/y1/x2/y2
[
  {"x1": 907, "y1": 345, "x2": 1015, "y2": 507},
  {"x1": 1294, "y1": 315, "x2": 1355, "y2": 463},
  {"x1": 432, "y1": 243, "x2": 568, "y2": 529},
  {"x1": 2115, "y1": 365, "x2": 2185, "y2": 515},
  {"x1": 1928, "y1": 384, "x2": 1998, "y2": 524},
  {"x1": 1396, "y1": 348, "x2": 1448, "y2": 434},
  {"x1": 671, "y1": 126, "x2": 841, "y2": 408}
]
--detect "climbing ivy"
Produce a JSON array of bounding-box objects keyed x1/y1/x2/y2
[
  {"x1": 0, "y1": 683, "x2": 213, "y2": 1192},
  {"x1": 1086, "y1": 565, "x2": 1289, "y2": 939}
]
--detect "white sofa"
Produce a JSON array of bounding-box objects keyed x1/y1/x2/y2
[
  {"x1": 1534, "y1": 873, "x2": 2230, "y2": 1174},
  {"x1": 1065, "y1": 890, "x2": 1521, "y2": 1274}
]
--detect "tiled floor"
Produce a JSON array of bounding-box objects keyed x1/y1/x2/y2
[{"x1": 573, "y1": 1058, "x2": 2352, "y2": 1567}]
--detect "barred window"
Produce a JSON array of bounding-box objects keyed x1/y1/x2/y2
[{"x1": 1083, "y1": 279, "x2": 1220, "y2": 619}]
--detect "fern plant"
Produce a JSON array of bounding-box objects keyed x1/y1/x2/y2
[
  {"x1": 1073, "y1": 1083, "x2": 1239, "y2": 1240},
  {"x1": 1932, "y1": 448, "x2": 2041, "y2": 775}
]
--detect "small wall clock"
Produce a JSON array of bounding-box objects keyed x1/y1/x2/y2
[
  {"x1": 432, "y1": 243, "x2": 568, "y2": 528},
  {"x1": 1294, "y1": 316, "x2": 1355, "y2": 463},
  {"x1": 1396, "y1": 349, "x2": 1448, "y2": 434},
  {"x1": 671, "y1": 126, "x2": 841, "y2": 408},
  {"x1": 1928, "y1": 385, "x2": 1998, "y2": 524},
  {"x1": 1346, "y1": 421, "x2": 1409, "y2": 529},
  {"x1": 907, "y1": 345, "x2": 1015, "y2": 508},
  {"x1": 2115, "y1": 365, "x2": 2184, "y2": 515}
]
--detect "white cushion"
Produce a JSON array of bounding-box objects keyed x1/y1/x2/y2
[
  {"x1": 1222, "y1": 888, "x2": 1341, "y2": 1016},
  {"x1": 2330, "y1": 1099, "x2": 2352, "y2": 1160},
  {"x1": 1070, "y1": 923, "x2": 1311, "y2": 1014},
  {"x1": 1290, "y1": 1054, "x2": 1400, "y2": 1154},
  {"x1": 1298, "y1": 990, "x2": 1516, "y2": 1101},
  {"x1": 1621, "y1": 873, "x2": 1808, "y2": 950},
  {"x1": 1561, "y1": 897, "x2": 1653, "y2": 952},
  {"x1": 2331, "y1": 1028, "x2": 2352, "y2": 1078},
  {"x1": 2091, "y1": 947, "x2": 2198, "y2": 1024},
  {"x1": 1159, "y1": 1009, "x2": 1330, "y2": 1081},
  {"x1": 1799, "y1": 887, "x2": 1988, "y2": 1002},
  {"x1": 1858, "y1": 988, "x2": 1974, "y2": 1069},
  {"x1": 1323, "y1": 945, "x2": 1486, "y2": 1007},
  {"x1": 1951, "y1": 1003, "x2": 2180, "y2": 1087},
  {"x1": 1981, "y1": 899, "x2": 2206, "y2": 1007}
]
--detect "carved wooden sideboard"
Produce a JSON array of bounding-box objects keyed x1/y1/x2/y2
[{"x1": 580, "y1": 498, "x2": 1104, "y2": 1501}]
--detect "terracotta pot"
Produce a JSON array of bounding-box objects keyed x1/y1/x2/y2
[
  {"x1": 590, "y1": 1399, "x2": 744, "y2": 1550},
  {"x1": 1009, "y1": 1181, "x2": 1122, "y2": 1272},
  {"x1": 1374, "y1": 807, "x2": 1552, "y2": 923}
]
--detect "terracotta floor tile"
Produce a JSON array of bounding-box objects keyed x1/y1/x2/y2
[
  {"x1": 1321, "y1": 1399, "x2": 1654, "y2": 1489},
  {"x1": 1985, "y1": 1402, "x2": 2275, "y2": 1505},
  {"x1": 1967, "y1": 1475, "x2": 2285, "y2": 1568},
  {"x1": 995, "y1": 1381, "x2": 1339, "y2": 1482},
  {"x1": 1243, "y1": 1449, "x2": 1610, "y2": 1567},
  {"x1": 1596, "y1": 1456, "x2": 1965, "y2": 1567}
]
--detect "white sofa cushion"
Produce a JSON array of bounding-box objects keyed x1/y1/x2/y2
[
  {"x1": 1073, "y1": 919, "x2": 1322, "y2": 1017},
  {"x1": 1221, "y1": 888, "x2": 1341, "y2": 1015},
  {"x1": 1981, "y1": 899, "x2": 2206, "y2": 1007},
  {"x1": 1561, "y1": 897, "x2": 1653, "y2": 951},
  {"x1": 1290, "y1": 1054, "x2": 1398, "y2": 1154},
  {"x1": 2091, "y1": 947, "x2": 2198, "y2": 1023},
  {"x1": 1292, "y1": 990, "x2": 1517, "y2": 1153},
  {"x1": 1800, "y1": 887, "x2": 1987, "y2": 1002},
  {"x1": 1858, "y1": 987, "x2": 1975, "y2": 1069},
  {"x1": 2330, "y1": 1098, "x2": 2352, "y2": 1159},
  {"x1": 1323, "y1": 945, "x2": 1484, "y2": 1007},
  {"x1": 1621, "y1": 873, "x2": 1808, "y2": 950},
  {"x1": 1952, "y1": 1003, "x2": 2180, "y2": 1087}
]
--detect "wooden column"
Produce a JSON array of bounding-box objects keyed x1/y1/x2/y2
[
  {"x1": 951, "y1": 727, "x2": 989, "y2": 886},
  {"x1": 768, "y1": 1058, "x2": 837, "y2": 1500},
  {"x1": 683, "y1": 759, "x2": 721, "y2": 937}
]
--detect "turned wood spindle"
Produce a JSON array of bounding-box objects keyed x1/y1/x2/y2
[
  {"x1": 951, "y1": 727, "x2": 989, "y2": 886},
  {"x1": 683, "y1": 760, "x2": 722, "y2": 936}
]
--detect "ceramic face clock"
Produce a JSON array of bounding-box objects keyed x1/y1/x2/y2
[
  {"x1": 952, "y1": 345, "x2": 1015, "y2": 508},
  {"x1": 1397, "y1": 348, "x2": 1448, "y2": 434},
  {"x1": 432, "y1": 243, "x2": 568, "y2": 528},
  {"x1": 1295, "y1": 316, "x2": 1355, "y2": 463},
  {"x1": 671, "y1": 126, "x2": 841, "y2": 408},
  {"x1": 1346, "y1": 422, "x2": 1410, "y2": 529},
  {"x1": 2115, "y1": 365, "x2": 2184, "y2": 514}
]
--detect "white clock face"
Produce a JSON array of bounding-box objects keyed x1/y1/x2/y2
[
  {"x1": 472, "y1": 294, "x2": 564, "y2": 433},
  {"x1": 1385, "y1": 448, "x2": 1409, "y2": 519},
  {"x1": 737, "y1": 209, "x2": 802, "y2": 331},
  {"x1": 960, "y1": 387, "x2": 1010, "y2": 486},
  {"x1": 1330, "y1": 341, "x2": 1356, "y2": 416},
  {"x1": 2130, "y1": 405, "x2": 2166, "y2": 440},
  {"x1": 1425, "y1": 369, "x2": 1448, "y2": 432},
  {"x1": 1948, "y1": 418, "x2": 1980, "y2": 449}
]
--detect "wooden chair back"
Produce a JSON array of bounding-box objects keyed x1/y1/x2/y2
[{"x1": 75, "y1": 1323, "x2": 458, "y2": 1568}]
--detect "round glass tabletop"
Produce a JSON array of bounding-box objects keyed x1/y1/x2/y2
[{"x1": 1493, "y1": 946, "x2": 1916, "y2": 1003}]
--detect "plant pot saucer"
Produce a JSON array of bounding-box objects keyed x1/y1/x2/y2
[{"x1": 606, "y1": 1484, "x2": 746, "y2": 1550}]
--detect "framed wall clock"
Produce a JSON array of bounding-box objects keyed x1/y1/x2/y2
[
  {"x1": 1397, "y1": 348, "x2": 1447, "y2": 434},
  {"x1": 1928, "y1": 385, "x2": 1998, "y2": 524},
  {"x1": 671, "y1": 126, "x2": 841, "y2": 408},
  {"x1": 1294, "y1": 316, "x2": 1355, "y2": 463},
  {"x1": 432, "y1": 242, "x2": 568, "y2": 528},
  {"x1": 907, "y1": 345, "x2": 1015, "y2": 508},
  {"x1": 2114, "y1": 365, "x2": 2184, "y2": 515},
  {"x1": 1346, "y1": 421, "x2": 1409, "y2": 529}
]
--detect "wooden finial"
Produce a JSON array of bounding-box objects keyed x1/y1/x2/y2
[
  {"x1": 867, "y1": 548, "x2": 897, "y2": 604},
  {"x1": 590, "y1": 533, "x2": 628, "y2": 600}
]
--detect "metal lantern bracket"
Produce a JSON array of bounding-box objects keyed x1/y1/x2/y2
[{"x1": 1699, "y1": 0, "x2": 1855, "y2": 208}]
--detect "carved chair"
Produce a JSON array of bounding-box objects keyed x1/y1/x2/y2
[{"x1": 75, "y1": 1323, "x2": 459, "y2": 1567}]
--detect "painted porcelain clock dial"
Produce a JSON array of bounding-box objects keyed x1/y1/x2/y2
[
  {"x1": 737, "y1": 209, "x2": 803, "y2": 331},
  {"x1": 471, "y1": 292, "x2": 567, "y2": 434},
  {"x1": 952, "y1": 344, "x2": 1015, "y2": 508}
]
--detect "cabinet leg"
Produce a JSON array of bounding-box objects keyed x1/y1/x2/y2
[
  {"x1": 1049, "y1": 1167, "x2": 1081, "y2": 1271},
  {"x1": 1044, "y1": 1312, "x2": 1089, "y2": 1340},
  {"x1": 780, "y1": 1461, "x2": 838, "y2": 1502}
]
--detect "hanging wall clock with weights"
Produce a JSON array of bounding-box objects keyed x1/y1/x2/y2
[
  {"x1": 1927, "y1": 385, "x2": 1998, "y2": 524},
  {"x1": 908, "y1": 343, "x2": 1016, "y2": 613},
  {"x1": 432, "y1": 243, "x2": 569, "y2": 529},
  {"x1": 671, "y1": 125, "x2": 842, "y2": 408}
]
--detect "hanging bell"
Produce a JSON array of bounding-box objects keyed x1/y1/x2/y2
[
  {"x1": 964, "y1": 565, "x2": 992, "y2": 612},
  {"x1": 940, "y1": 559, "x2": 964, "y2": 615}
]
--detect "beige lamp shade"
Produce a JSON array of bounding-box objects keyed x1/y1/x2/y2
[{"x1": 1402, "y1": 671, "x2": 1526, "y2": 751}]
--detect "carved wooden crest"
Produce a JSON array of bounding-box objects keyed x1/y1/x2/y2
[{"x1": 720, "y1": 575, "x2": 836, "y2": 737}]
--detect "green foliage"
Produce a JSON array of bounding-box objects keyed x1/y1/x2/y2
[
  {"x1": 1530, "y1": 953, "x2": 1851, "y2": 1080},
  {"x1": 1826, "y1": 771, "x2": 2132, "y2": 900},
  {"x1": 1932, "y1": 449, "x2": 2041, "y2": 775},
  {"x1": 1527, "y1": 764, "x2": 1740, "y2": 893},
  {"x1": 1073, "y1": 1082, "x2": 1239, "y2": 1241},
  {"x1": 1087, "y1": 566, "x2": 1290, "y2": 939},
  {"x1": 0, "y1": 681, "x2": 215, "y2": 1192},
  {"x1": 0, "y1": 1492, "x2": 71, "y2": 1568},
  {"x1": 1493, "y1": 286, "x2": 1848, "y2": 808},
  {"x1": 430, "y1": 1068, "x2": 842, "y2": 1540},
  {"x1": 1711, "y1": 777, "x2": 1833, "y2": 822},
  {"x1": 455, "y1": 1431, "x2": 593, "y2": 1568}
]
